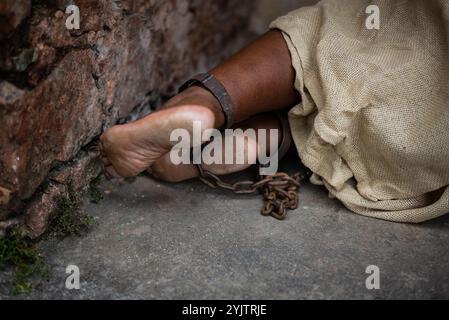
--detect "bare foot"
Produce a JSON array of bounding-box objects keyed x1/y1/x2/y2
[
  {"x1": 100, "y1": 85, "x2": 285, "y2": 181},
  {"x1": 100, "y1": 104, "x2": 215, "y2": 178},
  {"x1": 151, "y1": 113, "x2": 283, "y2": 182}
]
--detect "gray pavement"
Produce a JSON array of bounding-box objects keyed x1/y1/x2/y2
[{"x1": 2, "y1": 160, "x2": 449, "y2": 299}]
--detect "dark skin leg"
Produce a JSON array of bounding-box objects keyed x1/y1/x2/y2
[
  {"x1": 100, "y1": 30, "x2": 299, "y2": 179},
  {"x1": 163, "y1": 30, "x2": 299, "y2": 125},
  {"x1": 211, "y1": 30, "x2": 300, "y2": 123}
]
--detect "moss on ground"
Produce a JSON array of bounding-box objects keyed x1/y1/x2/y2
[
  {"x1": 45, "y1": 187, "x2": 95, "y2": 240},
  {"x1": 88, "y1": 175, "x2": 104, "y2": 204},
  {"x1": 1, "y1": 181, "x2": 98, "y2": 295},
  {"x1": 0, "y1": 227, "x2": 48, "y2": 295}
]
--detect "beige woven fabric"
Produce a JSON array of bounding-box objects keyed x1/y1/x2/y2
[{"x1": 270, "y1": 0, "x2": 449, "y2": 223}]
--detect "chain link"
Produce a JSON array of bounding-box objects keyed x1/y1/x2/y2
[
  {"x1": 197, "y1": 165, "x2": 305, "y2": 220},
  {"x1": 95, "y1": 138, "x2": 307, "y2": 220}
]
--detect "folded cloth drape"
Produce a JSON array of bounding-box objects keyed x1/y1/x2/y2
[{"x1": 270, "y1": 0, "x2": 449, "y2": 223}]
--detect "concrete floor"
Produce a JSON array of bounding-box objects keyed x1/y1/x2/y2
[{"x1": 2, "y1": 160, "x2": 449, "y2": 299}]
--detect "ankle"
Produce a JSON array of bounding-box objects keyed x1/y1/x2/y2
[{"x1": 164, "y1": 86, "x2": 225, "y2": 128}]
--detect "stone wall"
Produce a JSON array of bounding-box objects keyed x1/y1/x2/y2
[{"x1": 0, "y1": 0, "x2": 255, "y2": 237}]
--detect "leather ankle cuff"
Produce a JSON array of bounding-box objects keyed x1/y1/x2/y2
[{"x1": 179, "y1": 73, "x2": 235, "y2": 129}]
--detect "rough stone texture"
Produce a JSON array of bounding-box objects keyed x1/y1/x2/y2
[
  {"x1": 0, "y1": 0, "x2": 255, "y2": 235},
  {"x1": 0, "y1": 0, "x2": 31, "y2": 39},
  {"x1": 24, "y1": 149, "x2": 102, "y2": 238}
]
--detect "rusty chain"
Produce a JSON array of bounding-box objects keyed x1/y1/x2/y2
[
  {"x1": 197, "y1": 165, "x2": 306, "y2": 220},
  {"x1": 94, "y1": 139, "x2": 308, "y2": 220}
]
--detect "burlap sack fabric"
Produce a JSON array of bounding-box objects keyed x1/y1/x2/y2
[{"x1": 270, "y1": 0, "x2": 449, "y2": 223}]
